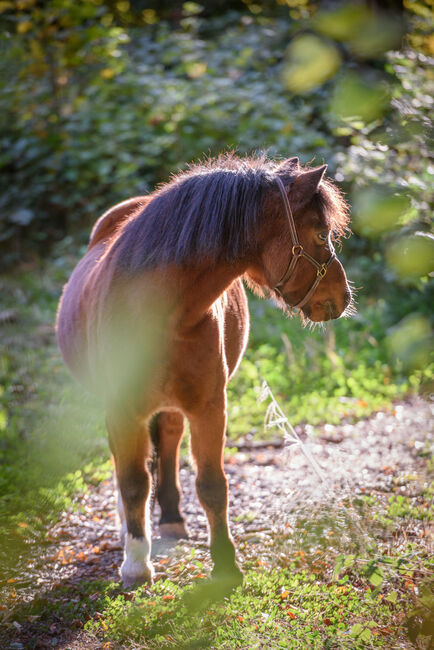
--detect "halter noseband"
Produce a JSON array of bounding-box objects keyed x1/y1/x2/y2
[{"x1": 273, "y1": 176, "x2": 336, "y2": 309}]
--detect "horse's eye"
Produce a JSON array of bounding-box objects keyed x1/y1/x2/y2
[{"x1": 318, "y1": 232, "x2": 328, "y2": 243}]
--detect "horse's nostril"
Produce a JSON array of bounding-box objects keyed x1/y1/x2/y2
[{"x1": 324, "y1": 299, "x2": 338, "y2": 319}]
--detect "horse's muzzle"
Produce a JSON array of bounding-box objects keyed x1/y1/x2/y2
[{"x1": 302, "y1": 292, "x2": 351, "y2": 322}]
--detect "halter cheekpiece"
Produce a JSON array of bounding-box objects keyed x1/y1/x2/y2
[{"x1": 273, "y1": 176, "x2": 336, "y2": 309}]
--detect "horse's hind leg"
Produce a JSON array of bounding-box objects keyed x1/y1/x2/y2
[
  {"x1": 108, "y1": 411, "x2": 154, "y2": 588},
  {"x1": 189, "y1": 401, "x2": 242, "y2": 585},
  {"x1": 152, "y1": 412, "x2": 188, "y2": 539}
]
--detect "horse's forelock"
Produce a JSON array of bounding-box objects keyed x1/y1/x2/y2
[{"x1": 316, "y1": 178, "x2": 351, "y2": 239}]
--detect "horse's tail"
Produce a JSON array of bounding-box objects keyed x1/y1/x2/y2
[
  {"x1": 87, "y1": 196, "x2": 149, "y2": 250},
  {"x1": 149, "y1": 413, "x2": 161, "y2": 512}
]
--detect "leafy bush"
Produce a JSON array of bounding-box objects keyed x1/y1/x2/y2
[{"x1": 1, "y1": 2, "x2": 432, "y2": 302}]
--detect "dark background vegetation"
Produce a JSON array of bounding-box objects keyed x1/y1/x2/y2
[{"x1": 0, "y1": 1, "x2": 433, "y2": 647}]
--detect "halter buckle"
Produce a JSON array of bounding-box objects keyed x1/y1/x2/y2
[
  {"x1": 317, "y1": 264, "x2": 327, "y2": 278},
  {"x1": 292, "y1": 244, "x2": 304, "y2": 258}
]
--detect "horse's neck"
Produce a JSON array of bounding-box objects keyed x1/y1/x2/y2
[{"x1": 175, "y1": 260, "x2": 247, "y2": 329}]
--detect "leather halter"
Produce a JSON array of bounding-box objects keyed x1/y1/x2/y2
[{"x1": 273, "y1": 176, "x2": 336, "y2": 309}]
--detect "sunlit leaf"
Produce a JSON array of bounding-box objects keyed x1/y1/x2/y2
[
  {"x1": 315, "y1": 4, "x2": 402, "y2": 57},
  {"x1": 282, "y1": 35, "x2": 341, "y2": 94},
  {"x1": 142, "y1": 9, "x2": 157, "y2": 24},
  {"x1": 0, "y1": 1, "x2": 13, "y2": 13},
  {"x1": 330, "y1": 72, "x2": 390, "y2": 123},
  {"x1": 186, "y1": 62, "x2": 207, "y2": 79},
  {"x1": 368, "y1": 566, "x2": 383, "y2": 587},
  {"x1": 314, "y1": 5, "x2": 370, "y2": 41},
  {"x1": 405, "y1": 0, "x2": 432, "y2": 18},
  {"x1": 116, "y1": 0, "x2": 130, "y2": 12},
  {"x1": 17, "y1": 20, "x2": 32, "y2": 34},
  {"x1": 353, "y1": 188, "x2": 411, "y2": 237},
  {"x1": 100, "y1": 68, "x2": 116, "y2": 79},
  {"x1": 183, "y1": 2, "x2": 202, "y2": 15},
  {"x1": 386, "y1": 590, "x2": 398, "y2": 603},
  {"x1": 386, "y1": 232, "x2": 434, "y2": 279},
  {"x1": 388, "y1": 314, "x2": 432, "y2": 370}
]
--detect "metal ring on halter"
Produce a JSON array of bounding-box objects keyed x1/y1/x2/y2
[
  {"x1": 317, "y1": 264, "x2": 327, "y2": 278},
  {"x1": 292, "y1": 244, "x2": 304, "y2": 257}
]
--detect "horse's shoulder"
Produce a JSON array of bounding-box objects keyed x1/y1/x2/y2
[{"x1": 88, "y1": 196, "x2": 149, "y2": 250}]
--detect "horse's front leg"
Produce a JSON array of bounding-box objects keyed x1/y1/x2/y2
[
  {"x1": 189, "y1": 399, "x2": 242, "y2": 585},
  {"x1": 108, "y1": 411, "x2": 154, "y2": 588}
]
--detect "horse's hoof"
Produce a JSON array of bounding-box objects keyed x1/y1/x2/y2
[
  {"x1": 212, "y1": 567, "x2": 244, "y2": 589},
  {"x1": 121, "y1": 562, "x2": 154, "y2": 590},
  {"x1": 183, "y1": 569, "x2": 243, "y2": 611},
  {"x1": 159, "y1": 521, "x2": 188, "y2": 540}
]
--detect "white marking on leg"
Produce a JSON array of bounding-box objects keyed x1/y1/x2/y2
[{"x1": 121, "y1": 533, "x2": 154, "y2": 587}]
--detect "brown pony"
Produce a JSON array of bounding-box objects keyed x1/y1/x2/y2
[{"x1": 56, "y1": 154, "x2": 351, "y2": 589}]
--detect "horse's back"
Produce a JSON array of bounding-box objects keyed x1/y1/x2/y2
[
  {"x1": 57, "y1": 196, "x2": 149, "y2": 389},
  {"x1": 56, "y1": 245, "x2": 102, "y2": 388},
  {"x1": 88, "y1": 196, "x2": 149, "y2": 249}
]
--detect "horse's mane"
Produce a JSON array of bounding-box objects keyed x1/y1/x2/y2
[{"x1": 111, "y1": 153, "x2": 349, "y2": 270}]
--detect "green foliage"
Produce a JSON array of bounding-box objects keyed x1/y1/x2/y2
[
  {"x1": 227, "y1": 293, "x2": 433, "y2": 437},
  {"x1": 1, "y1": 1, "x2": 432, "y2": 298}
]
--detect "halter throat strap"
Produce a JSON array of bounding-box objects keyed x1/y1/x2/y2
[{"x1": 273, "y1": 176, "x2": 336, "y2": 310}]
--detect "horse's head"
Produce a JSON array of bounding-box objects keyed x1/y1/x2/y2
[{"x1": 250, "y1": 160, "x2": 352, "y2": 322}]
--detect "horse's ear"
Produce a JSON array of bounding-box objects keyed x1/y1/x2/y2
[
  {"x1": 290, "y1": 164, "x2": 327, "y2": 208},
  {"x1": 278, "y1": 157, "x2": 299, "y2": 172}
]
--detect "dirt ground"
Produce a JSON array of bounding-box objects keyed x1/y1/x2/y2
[{"x1": 1, "y1": 396, "x2": 432, "y2": 649}]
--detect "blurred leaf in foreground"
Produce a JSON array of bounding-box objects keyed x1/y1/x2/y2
[
  {"x1": 388, "y1": 314, "x2": 432, "y2": 370},
  {"x1": 314, "y1": 4, "x2": 402, "y2": 58},
  {"x1": 386, "y1": 232, "x2": 434, "y2": 280},
  {"x1": 281, "y1": 34, "x2": 341, "y2": 94},
  {"x1": 330, "y1": 72, "x2": 390, "y2": 123},
  {"x1": 352, "y1": 187, "x2": 411, "y2": 237}
]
